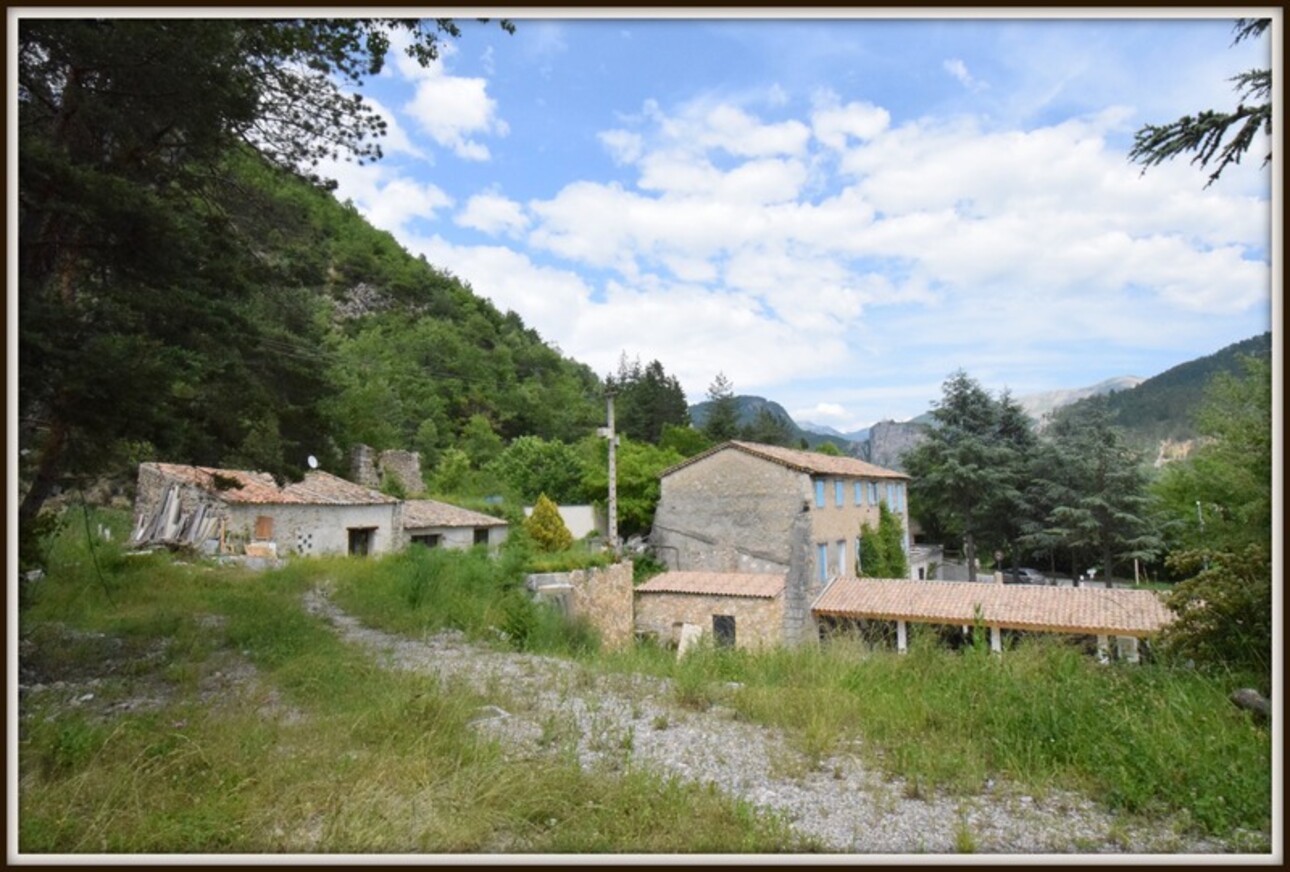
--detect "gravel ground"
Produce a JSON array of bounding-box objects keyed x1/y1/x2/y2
[{"x1": 303, "y1": 587, "x2": 1237, "y2": 856}]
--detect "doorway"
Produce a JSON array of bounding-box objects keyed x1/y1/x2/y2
[{"x1": 348, "y1": 527, "x2": 375, "y2": 556}]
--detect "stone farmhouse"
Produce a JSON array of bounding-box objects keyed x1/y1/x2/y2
[
  {"x1": 640, "y1": 440, "x2": 1171, "y2": 660},
  {"x1": 130, "y1": 462, "x2": 510, "y2": 559}
]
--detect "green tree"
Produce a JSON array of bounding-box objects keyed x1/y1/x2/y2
[
  {"x1": 1154, "y1": 356, "x2": 1270, "y2": 682},
  {"x1": 581, "y1": 435, "x2": 683, "y2": 538},
  {"x1": 902, "y1": 371, "x2": 1014, "y2": 582},
  {"x1": 17, "y1": 18, "x2": 509, "y2": 528},
  {"x1": 486, "y1": 436, "x2": 585, "y2": 504},
  {"x1": 525, "y1": 493, "x2": 573, "y2": 553},
  {"x1": 815, "y1": 442, "x2": 842, "y2": 457},
  {"x1": 458, "y1": 414, "x2": 505, "y2": 468},
  {"x1": 858, "y1": 503, "x2": 909, "y2": 579},
  {"x1": 700, "y1": 372, "x2": 740, "y2": 443},
  {"x1": 1041, "y1": 399, "x2": 1161, "y2": 582},
  {"x1": 658, "y1": 423, "x2": 712, "y2": 458},
  {"x1": 1130, "y1": 19, "x2": 1271, "y2": 186},
  {"x1": 608, "y1": 355, "x2": 690, "y2": 444}
]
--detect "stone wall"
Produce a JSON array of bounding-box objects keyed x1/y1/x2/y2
[
  {"x1": 528, "y1": 562, "x2": 634, "y2": 650},
  {"x1": 651, "y1": 449, "x2": 805, "y2": 572},
  {"x1": 378, "y1": 449, "x2": 423, "y2": 495},
  {"x1": 350, "y1": 444, "x2": 380, "y2": 489},
  {"x1": 634, "y1": 591, "x2": 785, "y2": 651}
]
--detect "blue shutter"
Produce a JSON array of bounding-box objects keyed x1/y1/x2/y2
[
  {"x1": 834, "y1": 479, "x2": 844, "y2": 507},
  {"x1": 854, "y1": 481, "x2": 863, "y2": 506},
  {"x1": 817, "y1": 543, "x2": 828, "y2": 583},
  {"x1": 837, "y1": 540, "x2": 847, "y2": 576},
  {"x1": 815, "y1": 480, "x2": 825, "y2": 508}
]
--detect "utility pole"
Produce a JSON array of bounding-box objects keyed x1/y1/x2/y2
[{"x1": 599, "y1": 390, "x2": 619, "y2": 553}]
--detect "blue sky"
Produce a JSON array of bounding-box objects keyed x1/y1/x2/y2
[{"x1": 319, "y1": 12, "x2": 1275, "y2": 431}]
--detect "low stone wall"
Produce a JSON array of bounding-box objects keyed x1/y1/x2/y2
[{"x1": 527, "y1": 562, "x2": 634, "y2": 650}]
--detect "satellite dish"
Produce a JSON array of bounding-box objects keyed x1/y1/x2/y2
[{"x1": 307, "y1": 455, "x2": 319, "y2": 469}]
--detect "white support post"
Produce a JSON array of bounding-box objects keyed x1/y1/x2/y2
[
  {"x1": 897, "y1": 620, "x2": 908, "y2": 654},
  {"x1": 990, "y1": 625, "x2": 1002, "y2": 654}
]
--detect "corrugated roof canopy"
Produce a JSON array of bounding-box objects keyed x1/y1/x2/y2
[
  {"x1": 813, "y1": 578, "x2": 1174, "y2": 637},
  {"x1": 636, "y1": 571, "x2": 786, "y2": 599},
  {"x1": 403, "y1": 499, "x2": 508, "y2": 529},
  {"x1": 661, "y1": 440, "x2": 908, "y2": 480}
]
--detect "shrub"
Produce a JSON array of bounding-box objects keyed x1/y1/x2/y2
[{"x1": 524, "y1": 494, "x2": 573, "y2": 553}]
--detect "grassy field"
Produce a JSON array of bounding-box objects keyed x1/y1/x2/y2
[
  {"x1": 17, "y1": 511, "x2": 809, "y2": 854},
  {"x1": 18, "y1": 510, "x2": 1272, "y2": 852}
]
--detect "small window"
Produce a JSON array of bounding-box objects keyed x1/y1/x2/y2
[
  {"x1": 412, "y1": 534, "x2": 441, "y2": 549},
  {"x1": 254, "y1": 515, "x2": 274, "y2": 541},
  {"x1": 895, "y1": 482, "x2": 905, "y2": 511},
  {"x1": 713, "y1": 615, "x2": 736, "y2": 648},
  {"x1": 834, "y1": 479, "x2": 844, "y2": 507},
  {"x1": 814, "y1": 480, "x2": 825, "y2": 508},
  {"x1": 817, "y1": 543, "x2": 828, "y2": 583},
  {"x1": 868, "y1": 481, "x2": 878, "y2": 504},
  {"x1": 854, "y1": 481, "x2": 864, "y2": 506},
  {"x1": 473, "y1": 528, "x2": 490, "y2": 546}
]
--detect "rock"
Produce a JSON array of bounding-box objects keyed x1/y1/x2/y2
[{"x1": 1229, "y1": 688, "x2": 1270, "y2": 721}]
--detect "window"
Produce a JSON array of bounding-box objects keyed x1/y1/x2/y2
[
  {"x1": 868, "y1": 481, "x2": 879, "y2": 504},
  {"x1": 837, "y1": 540, "x2": 847, "y2": 577},
  {"x1": 884, "y1": 483, "x2": 894, "y2": 506},
  {"x1": 473, "y1": 528, "x2": 490, "y2": 546},
  {"x1": 895, "y1": 482, "x2": 905, "y2": 511},
  {"x1": 834, "y1": 479, "x2": 844, "y2": 507},
  {"x1": 814, "y1": 480, "x2": 825, "y2": 508},
  {"x1": 412, "y1": 534, "x2": 441, "y2": 549},
  {"x1": 817, "y1": 543, "x2": 828, "y2": 583},
  {"x1": 713, "y1": 615, "x2": 736, "y2": 648},
  {"x1": 854, "y1": 481, "x2": 864, "y2": 506}
]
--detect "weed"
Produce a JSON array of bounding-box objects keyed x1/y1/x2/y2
[
  {"x1": 651, "y1": 714, "x2": 669, "y2": 731},
  {"x1": 952, "y1": 818, "x2": 978, "y2": 853}
]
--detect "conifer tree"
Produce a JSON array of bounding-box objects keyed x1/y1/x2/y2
[{"x1": 525, "y1": 493, "x2": 573, "y2": 553}]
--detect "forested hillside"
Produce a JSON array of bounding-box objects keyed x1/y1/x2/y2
[
  {"x1": 1051, "y1": 332, "x2": 1271, "y2": 448},
  {"x1": 17, "y1": 19, "x2": 601, "y2": 532}
]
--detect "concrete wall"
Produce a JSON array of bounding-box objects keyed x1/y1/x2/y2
[
  {"x1": 522, "y1": 504, "x2": 606, "y2": 540},
  {"x1": 225, "y1": 502, "x2": 402, "y2": 557},
  {"x1": 634, "y1": 591, "x2": 785, "y2": 651},
  {"x1": 406, "y1": 524, "x2": 508, "y2": 551},
  {"x1": 651, "y1": 450, "x2": 806, "y2": 572}
]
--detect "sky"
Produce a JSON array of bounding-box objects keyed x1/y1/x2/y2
[{"x1": 317, "y1": 11, "x2": 1276, "y2": 433}]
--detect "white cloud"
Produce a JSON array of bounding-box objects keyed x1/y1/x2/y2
[
  {"x1": 811, "y1": 94, "x2": 891, "y2": 150},
  {"x1": 599, "y1": 129, "x2": 643, "y2": 165},
  {"x1": 389, "y1": 33, "x2": 508, "y2": 161},
  {"x1": 943, "y1": 58, "x2": 987, "y2": 92},
  {"x1": 456, "y1": 191, "x2": 530, "y2": 238}
]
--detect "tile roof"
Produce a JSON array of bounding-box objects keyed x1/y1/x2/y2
[
  {"x1": 402, "y1": 499, "x2": 508, "y2": 529},
  {"x1": 661, "y1": 440, "x2": 908, "y2": 480},
  {"x1": 812, "y1": 578, "x2": 1174, "y2": 637},
  {"x1": 635, "y1": 571, "x2": 786, "y2": 599},
  {"x1": 147, "y1": 462, "x2": 396, "y2": 506}
]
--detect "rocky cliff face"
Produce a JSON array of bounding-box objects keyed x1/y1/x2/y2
[{"x1": 859, "y1": 420, "x2": 928, "y2": 472}]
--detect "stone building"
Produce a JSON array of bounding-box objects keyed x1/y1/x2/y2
[
  {"x1": 650, "y1": 440, "x2": 911, "y2": 583},
  {"x1": 403, "y1": 499, "x2": 509, "y2": 551},
  {"x1": 634, "y1": 571, "x2": 786, "y2": 651},
  {"x1": 130, "y1": 462, "x2": 402, "y2": 558},
  {"x1": 647, "y1": 441, "x2": 909, "y2": 647}
]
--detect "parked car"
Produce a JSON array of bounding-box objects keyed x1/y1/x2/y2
[{"x1": 1002, "y1": 567, "x2": 1048, "y2": 585}]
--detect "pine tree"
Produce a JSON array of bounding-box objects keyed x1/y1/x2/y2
[{"x1": 701, "y1": 372, "x2": 740, "y2": 443}]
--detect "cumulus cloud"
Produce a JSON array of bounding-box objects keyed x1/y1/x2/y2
[
  {"x1": 390, "y1": 35, "x2": 508, "y2": 161},
  {"x1": 455, "y1": 191, "x2": 530, "y2": 238}
]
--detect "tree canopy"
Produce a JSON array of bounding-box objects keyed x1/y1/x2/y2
[{"x1": 1129, "y1": 18, "x2": 1271, "y2": 186}]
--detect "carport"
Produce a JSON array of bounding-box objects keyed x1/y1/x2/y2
[{"x1": 812, "y1": 578, "x2": 1175, "y2": 662}]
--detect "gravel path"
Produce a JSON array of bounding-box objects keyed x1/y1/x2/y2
[{"x1": 303, "y1": 587, "x2": 1230, "y2": 855}]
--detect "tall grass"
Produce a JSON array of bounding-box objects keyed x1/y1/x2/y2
[{"x1": 21, "y1": 519, "x2": 807, "y2": 853}]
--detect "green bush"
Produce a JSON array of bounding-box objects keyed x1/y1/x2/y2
[{"x1": 524, "y1": 493, "x2": 573, "y2": 553}]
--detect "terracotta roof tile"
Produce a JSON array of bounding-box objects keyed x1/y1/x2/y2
[
  {"x1": 636, "y1": 571, "x2": 786, "y2": 599},
  {"x1": 812, "y1": 578, "x2": 1174, "y2": 637},
  {"x1": 402, "y1": 499, "x2": 508, "y2": 529},
  {"x1": 661, "y1": 441, "x2": 908, "y2": 480},
  {"x1": 147, "y1": 462, "x2": 395, "y2": 506}
]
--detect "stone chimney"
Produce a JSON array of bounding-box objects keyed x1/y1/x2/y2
[{"x1": 350, "y1": 444, "x2": 379, "y2": 488}]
